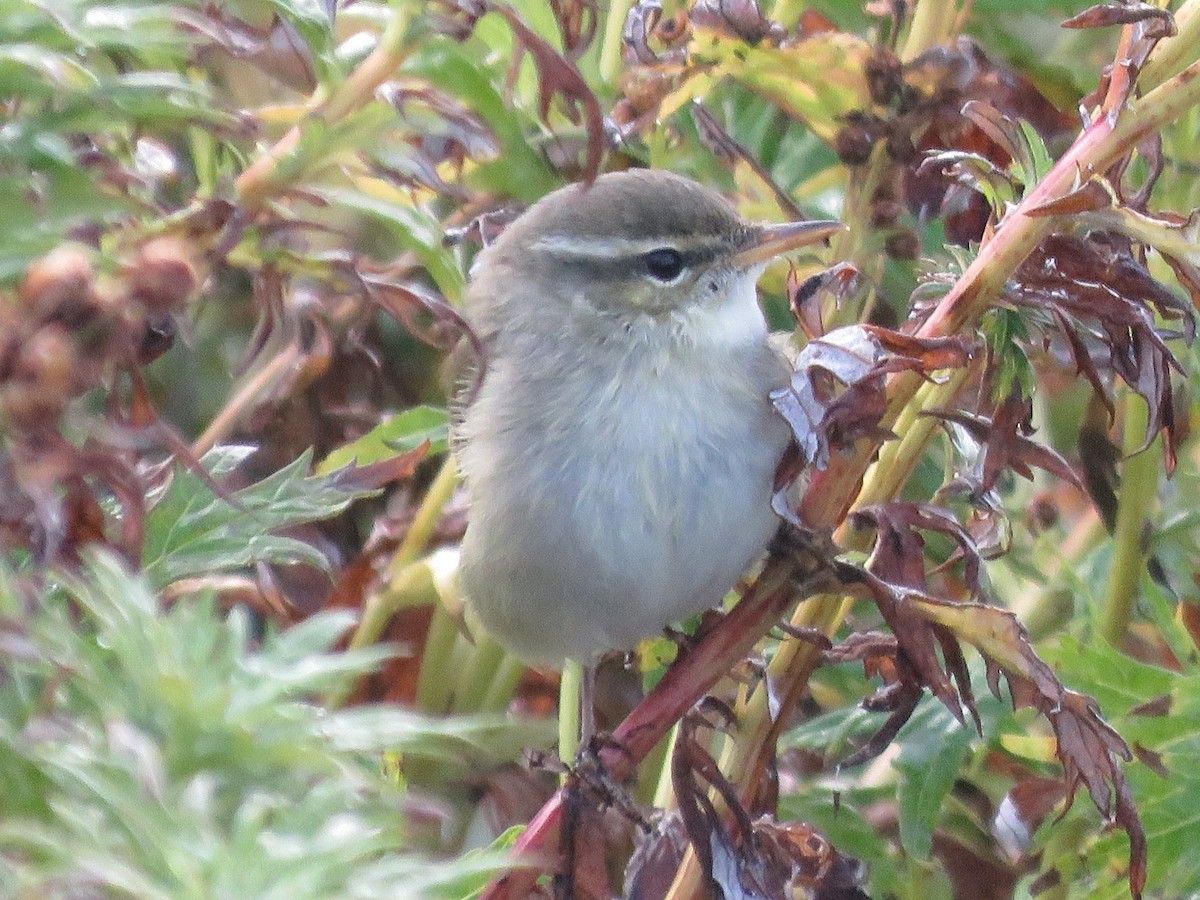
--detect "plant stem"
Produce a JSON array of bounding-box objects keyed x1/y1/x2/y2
[
  {"x1": 1140, "y1": 0, "x2": 1200, "y2": 90},
  {"x1": 1101, "y1": 396, "x2": 1158, "y2": 647},
  {"x1": 598, "y1": 0, "x2": 632, "y2": 86},
  {"x1": 452, "y1": 637, "x2": 508, "y2": 713},
  {"x1": 900, "y1": 0, "x2": 960, "y2": 62},
  {"x1": 480, "y1": 652, "x2": 526, "y2": 713},
  {"x1": 559, "y1": 659, "x2": 584, "y2": 763},
  {"x1": 235, "y1": 1, "x2": 417, "y2": 210},
  {"x1": 349, "y1": 456, "x2": 458, "y2": 651},
  {"x1": 394, "y1": 456, "x2": 459, "y2": 573},
  {"x1": 416, "y1": 601, "x2": 461, "y2": 712}
]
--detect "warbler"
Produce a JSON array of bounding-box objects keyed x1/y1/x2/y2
[{"x1": 454, "y1": 169, "x2": 837, "y2": 672}]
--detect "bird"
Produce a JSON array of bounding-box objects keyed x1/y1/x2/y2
[{"x1": 452, "y1": 169, "x2": 838, "y2": 743}]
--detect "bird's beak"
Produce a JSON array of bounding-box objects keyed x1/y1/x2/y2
[{"x1": 732, "y1": 219, "x2": 844, "y2": 268}]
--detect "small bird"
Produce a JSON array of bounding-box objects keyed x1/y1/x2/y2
[{"x1": 454, "y1": 170, "x2": 837, "y2": 719}]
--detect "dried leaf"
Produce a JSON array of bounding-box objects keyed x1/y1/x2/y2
[
  {"x1": 670, "y1": 703, "x2": 868, "y2": 898},
  {"x1": 691, "y1": 0, "x2": 783, "y2": 45},
  {"x1": 549, "y1": 0, "x2": 599, "y2": 58},
  {"x1": 491, "y1": 4, "x2": 604, "y2": 183},
  {"x1": 924, "y1": 397, "x2": 1083, "y2": 495},
  {"x1": 1062, "y1": 3, "x2": 1173, "y2": 30},
  {"x1": 1009, "y1": 232, "x2": 1191, "y2": 466},
  {"x1": 771, "y1": 325, "x2": 974, "y2": 476},
  {"x1": 691, "y1": 103, "x2": 801, "y2": 218},
  {"x1": 787, "y1": 263, "x2": 861, "y2": 340}
]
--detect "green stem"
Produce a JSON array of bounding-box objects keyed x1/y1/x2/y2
[
  {"x1": 1101, "y1": 396, "x2": 1159, "y2": 647},
  {"x1": 415, "y1": 601, "x2": 461, "y2": 712},
  {"x1": 647, "y1": 723, "x2": 679, "y2": 808},
  {"x1": 900, "y1": 0, "x2": 960, "y2": 62},
  {"x1": 559, "y1": 659, "x2": 584, "y2": 764},
  {"x1": 480, "y1": 652, "x2": 527, "y2": 713},
  {"x1": 452, "y1": 637, "x2": 507, "y2": 713},
  {"x1": 349, "y1": 456, "x2": 458, "y2": 652},
  {"x1": 598, "y1": 0, "x2": 632, "y2": 86}
]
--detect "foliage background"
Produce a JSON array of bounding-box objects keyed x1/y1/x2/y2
[{"x1": 1, "y1": 0, "x2": 1199, "y2": 898}]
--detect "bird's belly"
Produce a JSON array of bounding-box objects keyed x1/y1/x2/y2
[{"x1": 458, "y1": 365, "x2": 788, "y2": 664}]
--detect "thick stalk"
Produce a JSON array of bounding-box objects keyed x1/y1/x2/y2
[
  {"x1": 598, "y1": 0, "x2": 632, "y2": 85},
  {"x1": 900, "y1": 0, "x2": 960, "y2": 62},
  {"x1": 1101, "y1": 397, "x2": 1158, "y2": 646}
]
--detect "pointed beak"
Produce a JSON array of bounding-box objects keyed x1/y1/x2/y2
[{"x1": 731, "y1": 219, "x2": 844, "y2": 268}]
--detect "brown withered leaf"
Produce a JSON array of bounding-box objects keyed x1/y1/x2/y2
[
  {"x1": 899, "y1": 596, "x2": 1147, "y2": 898},
  {"x1": 923, "y1": 395, "x2": 1083, "y2": 495},
  {"x1": 375, "y1": 83, "x2": 499, "y2": 190},
  {"x1": 324, "y1": 444, "x2": 430, "y2": 492},
  {"x1": 1132, "y1": 742, "x2": 1169, "y2": 777},
  {"x1": 842, "y1": 655, "x2": 923, "y2": 768},
  {"x1": 549, "y1": 0, "x2": 599, "y2": 58},
  {"x1": 848, "y1": 503, "x2": 985, "y2": 728},
  {"x1": 358, "y1": 267, "x2": 481, "y2": 354},
  {"x1": 491, "y1": 4, "x2": 604, "y2": 183},
  {"x1": 823, "y1": 630, "x2": 897, "y2": 666},
  {"x1": 899, "y1": 38, "x2": 1074, "y2": 244},
  {"x1": 668, "y1": 702, "x2": 869, "y2": 899},
  {"x1": 1026, "y1": 179, "x2": 1115, "y2": 217},
  {"x1": 771, "y1": 325, "x2": 974, "y2": 479},
  {"x1": 787, "y1": 263, "x2": 861, "y2": 340},
  {"x1": 624, "y1": 813, "x2": 691, "y2": 900},
  {"x1": 1069, "y1": 201, "x2": 1200, "y2": 323},
  {"x1": 1062, "y1": 2, "x2": 1173, "y2": 30},
  {"x1": 1009, "y1": 232, "x2": 1191, "y2": 468},
  {"x1": 691, "y1": 103, "x2": 802, "y2": 218},
  {"x1": 690, "y1": 0, "x2": 783, "y2": 45},
  {"x1": 1129, "y1": 693, "x2": 1171, "y2": 717},
  {"x1": 844, "y1": 558, "x2": 1147, "y2": 896}
]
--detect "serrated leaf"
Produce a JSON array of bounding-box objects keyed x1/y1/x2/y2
[{"x1": 142, "y1": 447, "x2": 385, "y2": 588}]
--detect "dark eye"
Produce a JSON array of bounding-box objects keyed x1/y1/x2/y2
[{"x1": 643, "y1": 248, "x2": 685, "y2": 282}]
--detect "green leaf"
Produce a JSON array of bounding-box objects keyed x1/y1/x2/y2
[
  {"x1": 0, "y1": 551, "x2": 514, "y2": 898},
  {"x1": 142, "y1": 447, "x2": 385, "y2": 589},
  {"x1": 318, "y1": 405, "x2": 450, "y2": 474},
  {"x1": 319, "y1": 186, "x2": 465, "y2": 299},
  {"x1": 894, "y1": 703, "x2": 974, "y2": 860}
]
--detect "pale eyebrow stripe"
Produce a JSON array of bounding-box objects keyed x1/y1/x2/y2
[{"x1": 529, "y1": 234, "x2": 727, "y2": 260}]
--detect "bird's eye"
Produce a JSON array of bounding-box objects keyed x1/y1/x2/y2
[{"x1": 643, "y1": 248, "x2": 685, "y2": 282}]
